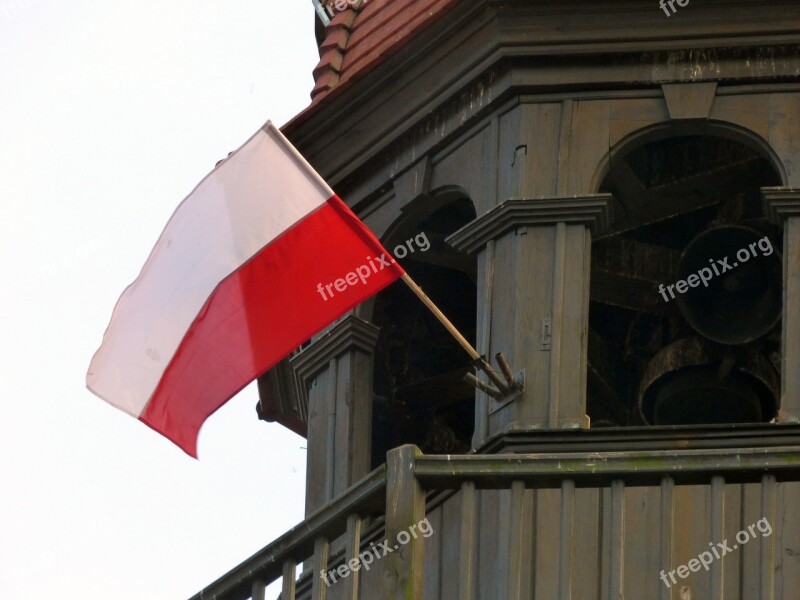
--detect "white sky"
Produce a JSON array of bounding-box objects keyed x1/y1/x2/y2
[{"x1": 0, "y1": 2, "x2": 320, "y2": 598}]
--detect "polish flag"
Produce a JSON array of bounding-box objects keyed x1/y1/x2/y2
[{"x1": 87, "y1": 122, "x2": 404, "y2": 457}]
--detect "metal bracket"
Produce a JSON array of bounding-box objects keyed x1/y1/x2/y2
[
  {"x1": 489, "y1": 370, "x2": 525, "y2": 414},
  {"x1": 464, "y1": 352, "x2": 525, "y2": 405},
  {"x1": 540, "y1": 317, "x2": 552, "y2": 351}
]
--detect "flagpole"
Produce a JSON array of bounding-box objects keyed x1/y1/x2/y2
[
  {"x1": 400, "y1": 273, "x2": 514, "y2": 394},
  {"x1": 400, "y1": 273, "x2": 479, "y2": 360}
]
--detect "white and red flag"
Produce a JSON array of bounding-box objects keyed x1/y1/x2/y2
[{"x1": 87, "y1": 122, "x2": 404, "y2": 457}]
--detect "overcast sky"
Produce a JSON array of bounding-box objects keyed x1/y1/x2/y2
[{"x1": 0, "y1": 2, "x2": 320, "y2": 598}]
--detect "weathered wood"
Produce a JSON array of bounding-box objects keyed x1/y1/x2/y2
[
  {"x1": 198, "y1": 3, "x2": 800, "y2": 599},
  {"x1": 479, "y1": 424, "x2": 800, "y2": 455},
  {"x1": 250, "y1": 580, "x2": 265, "y2": 600},
  {"x1": 764, "y1": 189, "x2": 800, "y2": 418},
  {"x1": 477, "y1": 490, "x2": 503, "y2": 600},
  {"x1": 571, "y1": 488, "x2": 601, "y2": 599},
  {"x1": 312, "y1": 537, "x2": 329, "y2": 600},
  {"x1": 292, "y1": 316, "x2": 381, "y2": 515},
  {"x1": 659, "y1": 477, "x2": 675, "y2": 600},
  {"x1": 760, "y1": 475, "x2": 777, "y2": 600},
  {"x1": 662, "y1": 82, "x2": 718, "y2": 120},
  {"x1": 343, "y1": 515, "x2": 361, "y2": 600},
  {"x1": 623, "y1": 486, "x2": 660, "y2": 598},
  {"x1": 281, "y1": 561, "x2": 296, "y2": 600},
  {"x1": 189, "y1": 467, "x2": 384, "y2": 600},
  {"x1": 534, "y1": 489, "x2": 559, "y2": 599},
  {"x1": 507, "y1": 481, "x2": 526, "y2": 599},
  {"x1": 557, "y1": 479, "x2": 575, "y2": 600},
  {"x1": 383, "y1": 445, "x2": 426, "y2": 600},
  {"x1": 457, "y1": 482, "x2": 476, "y2": 600},
  {"x1": 447, "y1": 195, "x2": 611, "y2": 435},
  {"x1": 413, "y1": 447, "x2": 800, "y2": 489},
  {"x1": 607, "y1": 480, "x2": 625, "y2": 600},
  {"x1": 710, "y1": 476, "x2": 726, "y2": 600},
  {"x1": 422, "y1": 504, "x2": 443, "y2": 599}
]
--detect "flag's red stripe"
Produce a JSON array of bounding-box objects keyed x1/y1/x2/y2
[{"x1": 140, "y1": 196, "x2": 403, "y2": 456}]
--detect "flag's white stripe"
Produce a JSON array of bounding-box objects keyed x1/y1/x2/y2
[{"x1": 87, "y1": 123, "x2": 333, "y2": 416}]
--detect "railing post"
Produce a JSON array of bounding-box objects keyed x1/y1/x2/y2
[
  {"x1": 344, "y1": 514, "x2": 362, "y2": 600},
  {"x1": 251, "y1": 579, "x2": 266, "y2": 600},
  {"x1": 282, "y1": 560, "x2": 297, "y2": 600},
  {"x1": 383, "y1": 445, "x2": 426, "y2": 600},
  {"x1": 312, "y1": 536, "x2": 330, "y2": 600}
]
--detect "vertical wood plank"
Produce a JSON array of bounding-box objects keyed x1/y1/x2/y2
[
  {"x1": 571, "y1": 488, "x2": 600, "y2": 600},
  {"x1": 383, "y1": 445, "x2": 425, "y2": 600},
  {"x1": 608, "y1": 480, "x2": 625, "y2": 600},
  {"x1": 313, "y1": 536, "x2": 330, "y2": 600},
  {"x1": 282, "y1": 561, "x2": 297, "y2": 600},
  {"x1": 723, "y1": 482, "x2": 742, "y2": 600},
  {"x1": 599, "y1": 487, "x2": 611, "y2": 595},
  {"x1": 782, "y1": 214, "x2": 800, "y2": 414},
  {"x1": 458, "y1": 482, "x2": 477, "y2": 600},
  {"x1": 768, "y1": 93, "x2": 800, "y2": 187},
  {"x1": 251, "y1": 579, "x2": 266, "y2": 600},
  {"x1": 660, "y1": 477, "x2": 675, "y2": 600},
  {"x1": 422, "y1": 506, "x2": 442, "y2": 599},
  {"x1": 623, "y1": 486, "x2": 661, "y2": 598},
  {"x1": 558, "y1": 479, "x2": 575, "y2": 600},
  {"x1": 344, "y1": 514, "x2": 362, "y2": 600},
  {"x1": 473, "y1": 240, "x2": 495, "y2": 448},
  {"x1": 566, "y1": 100, "x2": 611, "y2": 194},
  {"x1": 556, "y1": 99, "x2": 574, "y2": 196},
  {"x1": 478, "y1": 490, "x2": 503, "y2": 600},
  {"x1": 534, "y1": 489, "x2": 560, "y2": 598},
  {"x1": 764, "y1": 191, "x2": 800, "y2": 419},
  {"x1": 760, "y1": 475, "x2": 777, "y2": 600},
  {"x1": 305, "y1": 368, "x2": 334, "y2": 514},
  {"x1": 520, "y1": 103, "x2": 562, "y2": 197},
  {"x1": 740, "y1": 482, "x2": 761, "y2": 600},
  {"x1": 548, "y1": 222, "x2": 567, "y2": 428},
  {"x1": 508, "y1": 481, "x2": 526, "y2": 599},
  {"x1": 710, "y1": 475, "x2": 725, "y2": 600},
  {"x1": 673, "y1": 485, "x2": 712, "y2": 599},
  {"x1": 326, "y1": 359, "x2": 338, "y2": 500},
  {"x1": 439, "y1": 491, "x2": 462, "y2": 600}
]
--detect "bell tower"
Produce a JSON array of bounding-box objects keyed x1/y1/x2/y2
[{"x1": 196, "y1": 3, "x2": 800, "y2": 599}]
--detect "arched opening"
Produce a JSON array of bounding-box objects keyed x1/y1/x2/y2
[
  {"x1": 588, "y1": 127, "x2": 784, "y2": 427},
  {"x1": 370, "y1": 194, "x2": 477, "y2": 466}
]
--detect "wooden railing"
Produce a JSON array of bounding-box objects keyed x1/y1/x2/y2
[
  {"x1": 191, "y1": 433, "x2": 800, "y2": 600},
  {"x1": 190, "y1": 466, "x2": 386, "y2": 600}
]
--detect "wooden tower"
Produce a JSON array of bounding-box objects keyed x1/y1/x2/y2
[{"x1": 195, "y1": 1, "x2": 800, "y2": 598}]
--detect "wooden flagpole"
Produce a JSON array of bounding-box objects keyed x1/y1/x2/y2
[{"x1": 400, "y1": 273, "x2": 515, "y2": 395}]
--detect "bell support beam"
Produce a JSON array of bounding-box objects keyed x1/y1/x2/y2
[
  {"x1": 448, "y1": 195, "x2": 612, "y2": 446},
  {"x1": 292, "y1": 315, "x2": 381, "y2": 515},
  {"x1": 764, "y1": 187, "x2": 800, "y2": 418}
]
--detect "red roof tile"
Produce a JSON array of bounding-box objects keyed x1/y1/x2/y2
[{"x1": 292, "y1": 0, "x2": 461, "y2": 125}]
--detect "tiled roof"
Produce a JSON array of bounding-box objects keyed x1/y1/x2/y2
[{"x1": 299, "y1": 0, "x2": 460, "y2": 118}]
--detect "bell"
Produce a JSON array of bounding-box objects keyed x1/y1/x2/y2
[
  {"x1": 639, "y1": 337, "x2": 778, "y2": 426},
  {"x1": 674, "y1": 226, "x2": 781, "y2": 345}
]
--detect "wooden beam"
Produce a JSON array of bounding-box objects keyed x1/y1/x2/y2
[
  {"x1": 413, "y1": 446, "x2": 800, "y2": 489},
  {"x1": 383, "y1": 445, "x2": 426, "y2": 600}
]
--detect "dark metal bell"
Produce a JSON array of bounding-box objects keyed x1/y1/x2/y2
[
  {"x1": 675, "y1": 225, "x2": 782, "y2": 345},
  {"x1": 639, "y1": 337, "x2": 778, "y2": 425}
]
